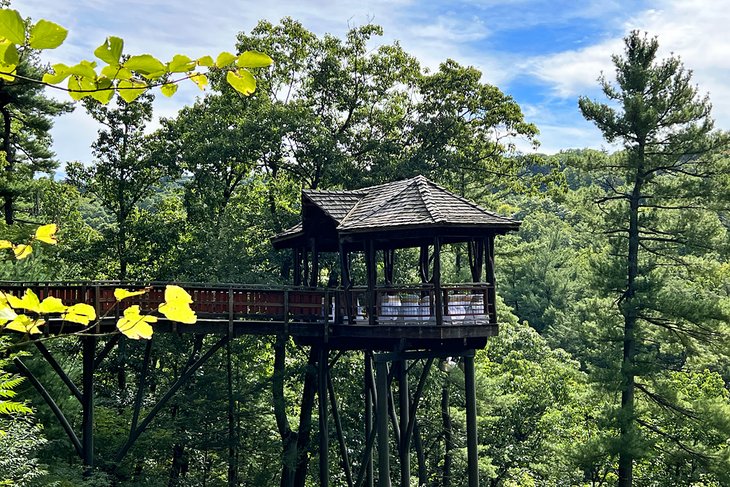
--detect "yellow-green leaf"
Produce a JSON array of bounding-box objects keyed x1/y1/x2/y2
[
  {"x1": 5, "y1": 315, "x2": 43, "y2": 335},
  {"x1": 226, "y1": 69, "x2": 256, "y2": 96},
  {"x1": 117, "y1": 79, "x2": 147, "y2": 103},
  {"x1": 67, "y1": 76, "x2": 85, "y2": 101},
  {"x1": 66, "y1": 61, "x2": 97, "y2": 79},
  {"x1": 12, "y1": 244, "x2": 32, "y2": 260},
  {"x1": 168, "y1": 54, "x2": 195, "y2": 73},
  {"x1": 0, "y1": 304, "x2": 18, "y2": 322},
  {"x1": 0, "y1": 9, "x2": 25, "y2": 45},
  {"x1": 6, "y1": 289, "x2": 40, "y2": 313},
  {"x1": 63, "y1": 303, "x2": 96, "y2": 325},
  {"x1": 124, "y1": 54, "x2": 166, "y2": 79},
  {"x1": 236, "y1": 51, "x2": 273, "y2": 68},
  {"x1": 28, "y1": 19, "x2": 68, "y2": 50},
  {"x1": 215, "y1": 51, "x2": 236, "y2": 68},
  {"x1": 0, "y1": 240, "x2": 11, "y2": 249},
  {"x1": 116, "y1": 305, "x2": 156, "y2": 340},
  {"x1": 114, "y1": 288, "x2": 149, "y2": 301},
  {"x1": 101, "y1": 64, "x2": 132, "y2": 80},
  {"x1": 42, "y1": 63, "x2": 71, "y2": 84},
  {"x1": 38, "y1": 296, "x2": 67, "y2": 314},
  {"x1": 90, "y1": 77, "x2": 114, "y2": 104},
  {"x1": 160, "y1": 83, "x2": 178, "y2": 97},
  {"x1": 190, "y1": 73, "x2": 207, "y2": 90},
  {"x1": 94, "y1": 36, "x2": 123, "y2": 65},
  {"x1": 0, "y1": 40, "x2": 18, "y2": 66},
  {"x1": 197, "y1": 55, "x2": 214, "y2": 67},
  {"x1": 0, "y1": 63, "x2": 15, "y2": 81},
  {"x1": 34, "y1": 223, "x2": 57, "y2": 244},
  {"x1": 158, "y1": 285, "x2": 196, "y2": 324}
]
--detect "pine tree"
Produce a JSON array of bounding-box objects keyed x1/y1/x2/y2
[{"x1": 578, "y1": 31, "x2": 730, "y2": 485}]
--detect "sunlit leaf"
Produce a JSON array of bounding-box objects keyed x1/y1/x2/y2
[
  {"x1": 215, "y1": 51, "x2": 236, "y2": 68},
  {"x1": 190, "y1": 73, "x2": 207, "y2": 90},
  {"x1": 168, "y1": 54, "x2": 195, "y2": 73},
  {"x1": 158, "y1": 285, "x2": 196, "y2": 324},
  {"x1": 197, "y1": 55, "x2": 214, "y2": 67},
  {"x1": 67, "y1": 76, "x2": 84, "y2": 101},
  {"x1": 114, "y1": 288, "x2": 149, "y2": 301},
  {"x1": 90, "y1": 77, "x2": 114, "y2": 104},
  {"x1": 28, "y1": 19, "x2": 67, "y2": 49},
  {"x1": 6, "y1": 289, "x2": 40, "y2": 313},
  {"x1": 0, "y1": 40, "x2": 18, "y2": 66},
  {"x1": 160, "y1": 82, "x2": 178, "y2": 97},
  {"x1": 94, "y1": 36, "x2": 123, "y2": 65},
  {"x1": 63, "y1": 303, "x2": 96, "y2": 325},
  {"x1": 125, "y1": 54, "x2": 166, "y2": 79},
  {"x1": 34, "y1": 223, "x2": 57, "y2": 244},
  {"x1": 5, "y1": 315, "x2": 43, "y2": 335},
  {"x1": 0, "y1": 240, "x2": 11, "y2": 249},
  {"x1": 42, "y1": 63, "x2": 71, "y2": 84},
  {"x1": 117, "y1": 79, "x2": 147, "y2": 103},
  {"x1": 12, "y1": 244, "x2": 32, "y2": 260},
  {"x1": 38, "y1": 296, "x2": 67, "y2": 314},
  {"x1": 116, "y1": 305, "x2": 156, "y2": 340},
  {"x1": 0, "y1": 63, "x2": 15, "y2": 81},
  {"x1": 0, "y1": 304, "x2": 18, "y2": 321},
  {"x1": 0, "y1": 9, "x2": 25, "y2": 45},
  {"x1": 66, "y1": 61, "x2": 97, "y2": 79},
  {"x1": 226, "y1": 69, "x2": 256, "y2": 95},
  {"x1": 101, "y1": 64, "x2": 132, "y2": 80},
  {"x1": 236, "y1": 51, "x2": 273, "y2": 68}
]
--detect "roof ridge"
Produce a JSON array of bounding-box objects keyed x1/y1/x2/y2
[
  {"x1": 424, "y1": 178, "x2": 515, "y2": 223},
  {"x1": 415, "y1": 176, "x2": 445, "y2": 223},
  {"x1": 339, "y1": 177, "x2": 419, "y2": 228}
]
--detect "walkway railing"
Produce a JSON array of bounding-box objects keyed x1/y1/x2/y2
[{"x1": 0, "y1": 281, "x2": 496, "y2": 326}]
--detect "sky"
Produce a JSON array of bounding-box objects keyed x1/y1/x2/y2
[{"x1": 19, "y1": 0, "x2": 730, "y2": 167}]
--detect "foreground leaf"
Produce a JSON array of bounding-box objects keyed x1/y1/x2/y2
[
  {"x1": 0, "y1": 9, "x2": 25, "y2": 45},
  {"x1": 28, "y1": 19, "x2": 68, "y2": 49},
  {"x1": 117, "y1": 79, "x2": 147, "y2": 103},
  {"x1": 114, "y1": 288, "x2": 149, "y2": 301},
  {"x1": 116, "y1": 305, "x2": 156, "y2": 340},
  {"x1": 63, "y1": 303, "x2": 96, "y2": 325},
  {"x1": 125, "y1": 54, "x2": 166, "y2": 79},
  {"x1": 12, "y1": 244, "x2": 31, "y2": 259},
  {"x1": 6, "y1": 289, "x2": 40, "y2": 313},
  {"x1": 94, "y1": 36, "x2": 123, "y2": 65},
  {"x1": 226, "y1": 69, "x2": 256, "y2": 95},
  {"x1": 158, "y1": 285, "x2": 196, "y2": 324},
  {"x1": 5, "y1": 315, "x2": 43, "y2": 335},
  {"x1": 237, "y1": 51, "x2": 273, "y2": 68},
  {"x1": 38, "y1": 296, "x2": 67, "y2": 314},
  {"x1": 34, "y1": 223, "x2": 57, "y2": 244}
]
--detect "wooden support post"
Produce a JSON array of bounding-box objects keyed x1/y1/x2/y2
[
  {"x1": 310, "y1": 237, "x2": 319, "y2": 288},
  {"x1": 82, "y1": 335, "x2": 96, "y2": 468},
  {"x1": 365, "y1": 352, "x2": 374, "y2": 487},
  {"x1": 366, "y1": 240, "x2": 377, "y2": 326},
  {"x1": 398, "y1": 361, "x2": 410, "y2": 487},
  {"x1": 486, "y1": 235, "x2": 496, "y2": 324},
  {"x1": 319, "y1": 347, "x2": 329, "y2": 487},
  {"x1": 339, "y1": 241, "x2": 352, "y2": 324},
  {"x1": 34, "y1": 342, "x2": 82, "y2": 402},
  {"x1": 375, "y1": 359, "x2": 391, "y2": 487},
  {"x1": 433, "y1": 237, "x2": 443, "y2": 326},
  {"x1": 464, "y1": 352, "x2": 479, "y2": 487},
  {"x1": 293, "y1": 248, "x2": 302, "y2": 286}
]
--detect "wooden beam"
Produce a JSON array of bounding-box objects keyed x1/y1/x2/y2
[
  {"x1": 319, "y1": 347, "x2": 330, "y2": 487},
  {"x1": 397, "y1": 361, "x2": 410, "y2": 487},
  {"x1": 433, "y1": 237, "x2": 442, "y2": 326},
  {"x1": 464, "y1": 352, "x2": 479, "y2": 487},
  {"x1": 375, "y1": 359, "x2": 391, "y2": 487},
  {"x1": 34, "y1": 341, "x2": 82, "y2": 403},
  {"x1": 81, "y1": 336, "x2": 96, "y2": 468}
]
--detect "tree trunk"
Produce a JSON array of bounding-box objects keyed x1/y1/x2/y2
[
  {"x1": 618, "y1": 151, "x2": 644, "y2": 487},
  {"x1": 226, "y1": 340, "x2": 238, "y2": 486},
  {"x1": 441, "y1": 374, "x2": 452, "y2": 487}
]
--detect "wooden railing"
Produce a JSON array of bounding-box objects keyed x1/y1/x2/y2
[{"x1": 0, "y1": 281, "x2": 495, "y2": 326}]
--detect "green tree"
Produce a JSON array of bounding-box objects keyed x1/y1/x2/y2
[
  {"x1": 67, "y1": 93, "x2": 175, "y2": 280},
  {"x1": 577, "y1": 31, "x2": 730, "y2": 485}
]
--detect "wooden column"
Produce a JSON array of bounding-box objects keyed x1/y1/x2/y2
[
  {"x1": 383, "y1": 248, "x2": 395, "y2": 286},
  {"x1": 319, "y1": 347, "x2": 329, "y2": 487},
  {"x1": 339, "y1": 241, "x2": 352, "y2": 323},
  {"x1": 464, "y1": 352, "x2": 479, "y2": 487},
  {"x1": 398, "y1": 361, "x2": 410, "y2": 487},
  {"x1": 82, "y1": 336, "x2": 96, "y2": 468},
  {"x1": 486, "y1": 235, "x2": 496, "y2": 324},
  {"x1": 366, "y1": 240, "x2": 377, "y2": 326},
  {"x1": 365, "y1": 352, "x2": 374, "y2": 487},
  {"x1": 375, "y1": 358, "x2": 391, "y2": 487},
  {"x1": 293, "y1": 248, "x2": 302, "y2": 286},
  {"x1": 433, "y1": 237, "x2": 442, "y2": 326},
  {"x1": 310, "y1": 237, "x2": 319, "y2": 288},
  {"x1": 418, "y1": 245, "x2": 429, "y2": 284}
]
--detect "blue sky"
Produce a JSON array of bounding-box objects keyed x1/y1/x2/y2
[{"x1": 20, "y1": 0, "x2": 730, "y2": 167}]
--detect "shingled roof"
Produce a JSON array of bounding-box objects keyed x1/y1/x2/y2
[
  {"x1": 271, "y1": 175, "x2": 520, "y2": 249},
  {"x1": 336, "y1": 175, "x2": 519, "y2": 233}
]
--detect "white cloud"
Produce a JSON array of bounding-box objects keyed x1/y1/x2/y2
[{"x1": 525, "y1": 0, "x2": 730, "y2": 128}]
